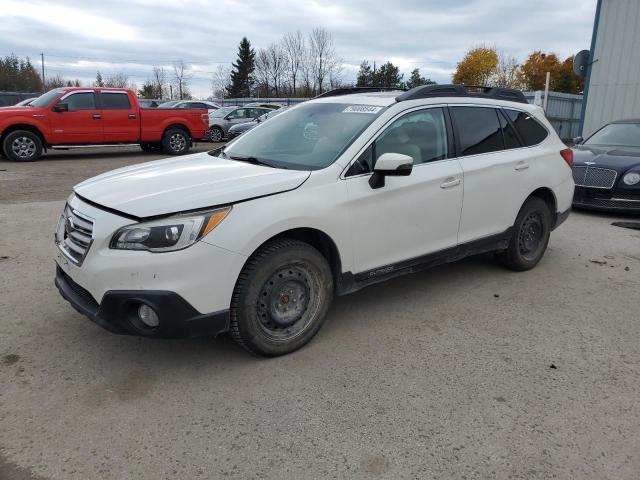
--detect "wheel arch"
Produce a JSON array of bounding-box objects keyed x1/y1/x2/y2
[
  {"x1": 161, "y1": 123, "x2": 191, "y2": 139},
  {"x1": 241, "y1": 227, "x2": 344, "y2": 294},
  {"x1": 1, "y1": 123, "x2": 47, "y2": 147},
  {"x1": 528, "y1": 187, "x2": 557, "y2": 216}
]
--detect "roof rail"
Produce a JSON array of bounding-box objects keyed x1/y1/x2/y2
[
  {"x1": 315, "y1": 87, "x2": 406, "y2": 99},
  {"x1": 395, "y1": 84, "x2": 528, "y2": 104}
]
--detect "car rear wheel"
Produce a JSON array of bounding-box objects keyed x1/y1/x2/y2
[
  {"x1": 2, "y1": 130, "x2": 43, "y2": 162},
  {"x1": 209, "y1": 127, "x2": 223, "y2": 142},
  {"x1": 498, "y1": 197, "x2": 552, "y2": 271},
  {"x1": 161, "y1": 128, "x2": 190, "y2": 155},
  {"x1": 230, "y1": 238, "x2": 334, "y2": 357}
]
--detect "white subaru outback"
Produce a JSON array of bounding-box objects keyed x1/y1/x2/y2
[{"x1": 55, "y1": 85, "x2": 575, "y2": 356}]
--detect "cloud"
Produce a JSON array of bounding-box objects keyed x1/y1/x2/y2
[{"x1": 0, "y1": 0, "x2": 596, "y2": 97}]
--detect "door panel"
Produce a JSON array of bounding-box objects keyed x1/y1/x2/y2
[
  {"x1": 346, "y1": 160, "x2": 464, "y2": 273},
  {"x1": 344, "y1": 107, "x2": 463, "y2": 274},
  {"x1": 49, "y1": 91, "x2": 103, "y2": 144},
  {"x1": 99, "y1": 92, "x2": 139, "y2": 143}
]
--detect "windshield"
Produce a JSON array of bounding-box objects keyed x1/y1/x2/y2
[
  {"x1": 585, "y1": 123, "x2": 640, "y2": 148},
  {"x1": 221, "y1": 102, "x2": 385, "y2": 170},
  {"x1": 30, "y1": 89, "x2": 64, "y2": 108},
  {"x1": 211, "y1": 106, "x2": 237, "y2": 118}
]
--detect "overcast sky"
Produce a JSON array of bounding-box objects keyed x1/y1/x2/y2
[{"x1": 2, "y1": 0, "x2": 596, "y2": 98}]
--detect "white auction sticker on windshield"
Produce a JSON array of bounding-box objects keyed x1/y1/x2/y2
[{"x1": 342, "y1": 105, "x2": 383, "y2": 114}]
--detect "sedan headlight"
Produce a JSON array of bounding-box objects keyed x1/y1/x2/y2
[
  {"x1": 110, "y1": 207, "x2": 231, "y2": 252},
  {"x1": 623, "y1": 172, "x2": 640, "y2": 186}
]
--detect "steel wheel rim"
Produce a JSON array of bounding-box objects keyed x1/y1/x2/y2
[
  {"x1": 256, "y1": 266, "x2": 314, "y2": 341},
  {"x1": 11, "y1": 136, "x2": 36, "y2": 159},
  {"x1": 518, "y1": 212, "x2": 543, "y2": 259},
  {"x1": 169, "y1": 133, "x2": 186, "y2": 152}
]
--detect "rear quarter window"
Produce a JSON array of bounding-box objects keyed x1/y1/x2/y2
[{"x1": 504, "y1": 109, "x2": 548, "y2": 146}]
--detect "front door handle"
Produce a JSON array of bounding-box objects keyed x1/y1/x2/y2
[
  {"x1": 92, "y1": 113, "x2": 101, "y2": 120},
  {"x1": 128, "y1": 113, "x2": 137, "y2": 119},
  {"x1": 440, "y1": 178, "x2": 461, "y2": 189},
  {"x1": 515, "y1": 162, "x2": 530, "y2": 171}
]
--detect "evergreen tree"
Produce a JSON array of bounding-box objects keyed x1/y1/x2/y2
[
  {"x1": 373, "y1": 62, "x2": 403, "y2": 88},
  {"x1": 94, "y1": 71, "x2": 104, "y2": 87},
  {"x1": 226, "y1": 37, "x2": 256, "y2": 97},
  {"x1": 405, "y1": 68, "x2": 436, "y2": 89},
  {"x1": 356, "y1": 61, "x2": 374, "y2": 87}
]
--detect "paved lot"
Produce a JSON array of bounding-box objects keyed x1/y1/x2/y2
[{"x1": 1, "y1": 148, "x2": 640, "y2": 479}]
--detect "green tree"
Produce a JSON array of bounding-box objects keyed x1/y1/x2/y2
[
  {"x1": 94, "y1": 71, "x2": 104, "y2": 87},
  {"x1": 226, "y1": 37, "x2": 256, "y2": 97},
  {"x1": 452, "y1": 46, "x2": 499, "y2": 85},
  {"x1": 405, "y1": 68, "x2": 436, "y2": 89},
  {"x1": 373, "y1": 61, "x2": 403, "y2": 88},
  {"x1": 0, "y1": 53, "x2": 43, "y2": 91},
  {"x1": 356, "y1": 61, "x2": 374, "y2": 87},
  {"x1": 554, "y1": 56, "x2": 584, "y2": 94},
  {"x1": 138, "y1": 82, "x2": 156, "y2": 98}
]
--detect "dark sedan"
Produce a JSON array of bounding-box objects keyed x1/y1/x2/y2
[{"x1": 572, "y1": 119, "x2": 640, "y2": 213}]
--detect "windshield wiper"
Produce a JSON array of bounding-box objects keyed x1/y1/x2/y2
[{"x1": 229, "y1": 155, "x2": 281, "y2": 168}]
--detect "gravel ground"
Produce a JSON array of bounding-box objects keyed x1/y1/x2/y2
[{"x1": 1, "y1": 148, "x2": 639, "y2": 479}]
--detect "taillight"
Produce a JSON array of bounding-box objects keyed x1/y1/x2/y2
[
  {"x1": 201, "y1": 113, "x2": 209, "y2": 125},
  {"x1": 560, "y1": 148, "x2": 573, "y2": 167}
]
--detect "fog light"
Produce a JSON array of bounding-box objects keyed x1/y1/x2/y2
[{"x1": 138, "y1": 304, "x2": 159, "y2": 328}]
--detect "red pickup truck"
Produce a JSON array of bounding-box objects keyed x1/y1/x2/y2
[{"x1": 0, "y1": 87, "x2": 210, "y2": 161}]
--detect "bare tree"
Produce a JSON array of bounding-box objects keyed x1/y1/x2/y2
[
  {"x1": 309, "y1": 27, "x2": 341, "y2": 94},
  {"x1": 103, "y1": 73, "x2": 130, "y2": 88},
  {"x1": 210, "y1": 64, "x2": 231, "y2": 99},
  {"x1": 151, "y1": 66, "x2": 167, "y2": 98},
  {"x1": 492, "y1": 52, "x2": 522, "y2": 88},
  {"x1": 283, "y1": 30, "x2": 305, "y2": 95},
  {"x1": 255, "y1": 49, "x2": 271, "y2": 96},
  {"x1": 172, "y1": 59, "x2": 192, "y2": 100},
  {"x1": 266, "y1": 42, "x2": 286, "y2": 96}
]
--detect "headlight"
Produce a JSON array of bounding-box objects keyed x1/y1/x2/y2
[
  {"x1": 623, "y1": 172, "x2": 640, "y2": 186},
  {"x1": 110, "y1": 206, "x2": 231, "y2": 252}
]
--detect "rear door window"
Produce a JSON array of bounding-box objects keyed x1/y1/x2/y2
[
  {"x1": 100, "y1": 92, "x2": 131, "y2": 110},
  {"x1": 498, "y1": 110, "x2": 522, "y2": 149},
  {"x1": 503, "y1": 109, "x2": 548, "y2": 146},
  {"x1": 450, "y1": 106, "x2": 504, "y2": 156}
]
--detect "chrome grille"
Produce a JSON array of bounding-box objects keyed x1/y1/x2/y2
[
  {"x1": 572, "y1": 166, "x2": 617, "y2": 189},
  {"x1": 55, "y1": 205, "x2": 94, "y2": 265}
]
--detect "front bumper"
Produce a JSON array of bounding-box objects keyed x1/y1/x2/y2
[
  {"x1": 573, "y1": 187, "x2": 640, "y2": 213},
  {"x1": 55, "y1": 266, "x2": 229, "y2": 338}
]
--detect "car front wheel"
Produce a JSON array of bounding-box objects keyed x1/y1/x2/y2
[
  {"x1": 2, "y1": 130, "x2": 43, "y2": 162},
  {"x1": 498, "y1": 196, "x2": 552, "y2": 271},
  {"x1": 230, "y1": 238, "x2": 334, "y2": 356},
  {"x1": 209, "y1": 127, "x2": 223, "y2": 142}
]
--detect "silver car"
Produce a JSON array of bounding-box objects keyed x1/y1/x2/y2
[{"x1": 208, "y1": 106, "x2": 272, "y2": 142}]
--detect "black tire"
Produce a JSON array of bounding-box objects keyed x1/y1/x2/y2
[
  {"x1": 230, "y1": 238, "x2": 334, "y2": 357},
  {"x1": 140, "y1": 142, "x2": 162, "y2": 152},
  {"x1": 161, "y1": 128, "x2": 190, "y2": 155},
  {"x1": 2, "y1": 130, "x2": 43, "y2": 162},
  {"x1": 498, "y1": 197, "x2": 552, "y2": 271},
  {"x1": 209, "y1": 126, "x2": 224, "y2": 142}
]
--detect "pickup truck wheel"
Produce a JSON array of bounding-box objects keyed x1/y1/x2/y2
[
  {"x1": 209, "y1": 127, "x2": 223, "y2": 142},
  {"x1": 230, "y1": 238, "x2": 334, "y2": 357},
  {"x1": 162, "y1": 128, "x2": 190, "y2": 155},
  {"x1": 3, "y1": 130, "x2": 43, "y2": 162},
  {"x1": 497, "y1": 197, "x2": 551, "y2": 271},
  {"x1": 140, "y1": 142, "x2": 161, "y2": 152}
]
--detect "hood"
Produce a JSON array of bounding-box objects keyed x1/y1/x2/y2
[
  {"x1": 229, "y1": 121, "x2": 258, "y2": 132},
  {"x1": 74, "y1": 151, "x2": 310, "y2": 218},
  {"x1": 573, "y1": 145, "x2": 640, "y2": 171}
]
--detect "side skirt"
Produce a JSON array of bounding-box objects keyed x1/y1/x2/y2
[{"x1": 336, "y1": 228, "x2": 512, "y2": 295}]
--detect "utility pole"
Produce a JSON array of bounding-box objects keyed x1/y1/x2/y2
[
  {"x1": 40, "y1": 53, "x2": 45, "y2": 92},
  {"x1": 169, "y1": 84, "x2": 173, "y2": 99},
  {"x1": 543, "y1": 71, "x2": 550, "y2": 112}
]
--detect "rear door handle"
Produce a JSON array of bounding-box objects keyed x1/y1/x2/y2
[
  {"x1": 92, "y1": 113, "x2": 101, "y2": 120},
  {"x1": 440, "y1": 178, "x2": 461, "y2": 189},
  {"x1": 515, "y1": 162, "x2": 530, "y2": 171},
  {"x1": 128, "y1": 113, "x2": 137, "y2": 119}
]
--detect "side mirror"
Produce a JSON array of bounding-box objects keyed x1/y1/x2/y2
[
  {"x1": 369, "y1": 152, "x2": 414, "y2": 189},
  {"x1": 53, "y1": 103, "x2": 69, "y2": 112},
  {"x1": 573, "y1": 136, "x2": 584, "y2": 145}
]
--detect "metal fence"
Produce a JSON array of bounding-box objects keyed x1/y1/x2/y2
[
  {"x1": 0, "y1": 91, "x2": 40, "y2": 107},
  {"x1": 523, "y1": 91, "x2": 583, "y2": 140},
  {"x1": 214, "y1": 97, "x2": 308, "y2": 107}
]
